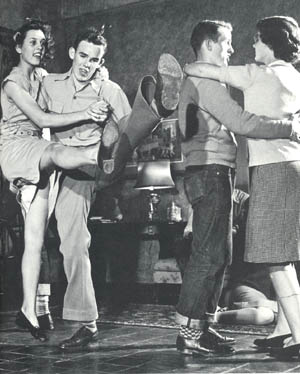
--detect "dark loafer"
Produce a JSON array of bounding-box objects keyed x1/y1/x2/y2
[
  {"x1": 16, "y1": 310, "x2": 48, "y2": 342},
  {"x1": 59, "y1": 326, "x2": 99, "y2": 351},
  {"x1": 37, "y1": 313, "x2": 55, "y2": 331},
  {"x1": 253, "y1": 334, "x2": 292, "y2": 348},
  {"x1": 269, "y1": 343, "x2": 300, "y2": 359}
]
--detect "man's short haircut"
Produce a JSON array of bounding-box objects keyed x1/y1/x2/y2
[
  {"x1": 191, "y1": 20, "x2": 232, "y2": 56},
  {"x1": 73, "y1": 26, "x2": 108, "y2": 54},
  {"x1": 257, "y1": 16, "x2": 300, "y2": 63}
]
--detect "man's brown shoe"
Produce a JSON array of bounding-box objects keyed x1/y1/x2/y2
[
  {"x1": 176, "y1": 334, "x2": 235, "y2": 356},
  {"x1": 59, "y1": 326, "x2": 99, "y2": 351},
  {"x1": 176, "y1": 335, "x2": 212, "y2": 356}
]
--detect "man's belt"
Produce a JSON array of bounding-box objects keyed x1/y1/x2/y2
[{"x1": 15, "y1": 129, "x2": 42, "y2": 137}]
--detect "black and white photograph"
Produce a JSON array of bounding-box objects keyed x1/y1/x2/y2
[{"x1": 1, "y1": 1, "x2": 300, "y2": 373}]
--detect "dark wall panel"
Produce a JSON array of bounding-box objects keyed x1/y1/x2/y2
[{"x1": 54, "y1": 0, "x2": 300, "y2": 102}]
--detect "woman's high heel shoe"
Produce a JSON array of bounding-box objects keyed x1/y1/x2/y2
[
  {"x1": 16, "y1": 310, "x2": 48, "y2": 342},
  {"x1": 269, "y1": 343, "x2": 300, "y2": 359}
]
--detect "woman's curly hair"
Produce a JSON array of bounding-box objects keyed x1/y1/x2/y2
[
  {"x1": 13, "y1": 18, "x2": 55, "y2": 65},
  {"x1": 257, "y1": 16, "x2": 300, "y2": 63}
]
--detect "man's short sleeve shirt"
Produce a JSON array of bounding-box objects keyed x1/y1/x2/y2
[{"x1": 42, "y1": 69, "x2": 131, "y2": 146}]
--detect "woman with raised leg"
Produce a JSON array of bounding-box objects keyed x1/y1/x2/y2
[{"x1": 0, "y1": 19, "x2": 107, "y2": 341}]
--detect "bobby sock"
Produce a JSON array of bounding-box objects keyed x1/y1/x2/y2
[
  {"x1": 83, "y1": 320, "x2": 97, "y2": 333},
  {"x1": 180, "y1": 325, "x2": 201, "y2": 340},
  {"x1": 36, "y1": 295, "x2": 50, "y2": 317}
]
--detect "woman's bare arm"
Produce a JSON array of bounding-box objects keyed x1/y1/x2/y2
[
  {"x1": 184, "y1": 62, "x2": 222, "y2": 81},
  {"x1": 4, "y1": 81, "x2": 108, "y2": 128}
]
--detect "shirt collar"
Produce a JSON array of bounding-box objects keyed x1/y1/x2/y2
[
  {"x1": 53, "y1": 68, "x2": 72, "y2": 81},
  {"x1": 90, "y1": 71, "x2": 105, "y2": 94},
  {"x1": 53, "y1": 68, "x2": 103, "y2": 94},
  {"x1": 267, "y1": 59, "x2": 291, "y2": 67}
]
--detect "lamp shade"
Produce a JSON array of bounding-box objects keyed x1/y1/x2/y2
[{"x1": 134, "y1": 160, "x2": 175, "y2": 190}]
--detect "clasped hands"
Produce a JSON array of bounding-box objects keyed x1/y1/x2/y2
[
  {"x1": 87, "y1": 99, "x2": 119, "y2": 148},
  {"x1": 0, "y1": 99, "x2": 113, "y2": 139},
  {"x1": 85, "y1": 99, "x2": 111, "y2": 124}
]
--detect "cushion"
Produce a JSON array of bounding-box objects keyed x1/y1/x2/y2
[{"x1": 153, "y1": 258, "x2": 182, "y2": 284}]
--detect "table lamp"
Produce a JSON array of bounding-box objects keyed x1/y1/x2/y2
[{"x1": 134, "y1": 160, "x2": 175, "y2": 222}]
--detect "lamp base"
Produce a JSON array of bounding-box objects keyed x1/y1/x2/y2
[
  {"x1": 140, "y1": 223, "x2": 159, "y2": 236},
  {"x1": 148, "y1": 192, "x2": 160, "y2": 221}
]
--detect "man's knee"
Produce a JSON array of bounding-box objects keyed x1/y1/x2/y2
[
  {"x1": 63, "y1": 251, "x2": 91, "y2": 273},
  {"x1": 60, "y1": 233, "x2": 91, "y2": 255}
]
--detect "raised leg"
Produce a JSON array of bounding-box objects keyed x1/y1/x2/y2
[
  {"x1": 98, "y1": 53, "x2": 183, "y2": 182},
  {"x1": 40, "y1": 142, "x2": 99, "y2": 171}
]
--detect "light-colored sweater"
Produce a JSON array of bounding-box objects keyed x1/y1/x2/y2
[
  {"x1": 219, "y1": 60, "x2": 300, "y2": 166},
  {"x1": 178, "y1": 75, "x2": 293, "y2": 168}
]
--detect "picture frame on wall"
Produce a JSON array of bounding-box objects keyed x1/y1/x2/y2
[
  {"x1": 128, "y1": 118, "x2": 182, "y2": 164},
  {"x1": 125, "y1": 118, "x2": 184, "y2": 178}
]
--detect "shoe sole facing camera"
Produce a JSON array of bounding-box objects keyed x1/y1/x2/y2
[{"x1": 157, "y1": 53, "x2": 183, "y2": 111}]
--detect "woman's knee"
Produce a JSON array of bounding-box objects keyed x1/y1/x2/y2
[
  {"x1": 252, "y1": 307, "x2": 275, "y2": 325},
  {"x1": 40, "y1": 143, "x2": 63, "y2": 170}
]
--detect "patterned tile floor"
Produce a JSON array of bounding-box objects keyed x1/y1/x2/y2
[{"x1": 0, "y1": 308, "x2": 300, "y2": 374}]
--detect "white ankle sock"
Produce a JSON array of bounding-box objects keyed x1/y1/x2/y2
[{"x1": 83, "y1": 321, "x2": 97, "y2": 333}]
